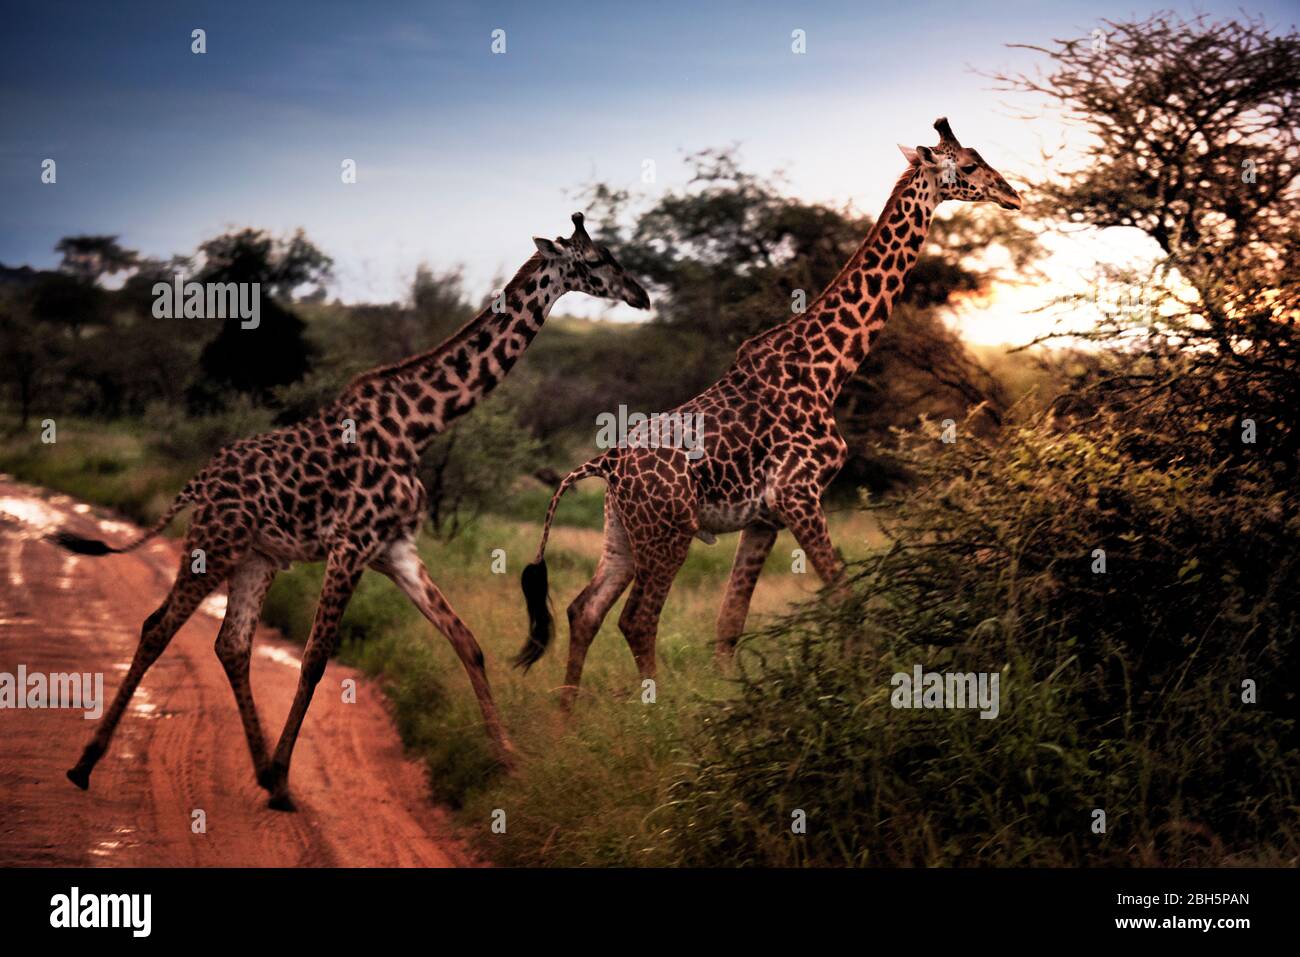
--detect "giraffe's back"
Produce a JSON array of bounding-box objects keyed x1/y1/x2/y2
[
  {"x1": 183, "y1": 411, "x2": 424, "y2": 565},
  {"x1": 602, "y1": 362, "x2": 844, "y2": 536}
]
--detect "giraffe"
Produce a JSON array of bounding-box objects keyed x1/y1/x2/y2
[
  {"x1": 515, "y1": 119, "x2": 1022, "y2": 709},
  {"x1": 51, "y1": 212, "x2": 650, "y2": 810}
]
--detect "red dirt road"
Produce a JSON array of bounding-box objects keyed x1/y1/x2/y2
[{"x1": 0, "y1": 477, "x2": 474, "y2": 867}]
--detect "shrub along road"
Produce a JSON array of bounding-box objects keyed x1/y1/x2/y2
[{"x1": 0, "y1": 476, "x2": 473, "y2": 867}]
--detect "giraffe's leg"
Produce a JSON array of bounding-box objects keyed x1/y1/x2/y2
[
  {"x1": 264, "y1": 547, "x2": 364, "y2": 811},
  {"x1": 212, "y1": 552, "x2": 278, "y2": 790},
  {"x1": 372, "y1": 536, "x2": 515, "y2": 766},
  {"x1": 617, "y1": 532, "x2": 693, "y2": 686},
  {"x1": 769, "y1": 488, "x2": 845, "y2": 586},
  {"x1": 67, "y1": 544, "x2": 226, "y2": 790},
  {"x1": 560, "y1": 502, "x2": 634, "y2": 712},
  {"x1": 615, "y1": 578, "x2": 647, "y2": 672},
  {"x1": 714, "y1": 524, "x2": 779, "y2": 663},
  {"x1": 601, "y1": 450, "x2": 698, "y2": 690}
]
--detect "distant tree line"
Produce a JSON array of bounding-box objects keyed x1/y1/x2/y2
[{"x1": 0, "y1": 229, "x2": 332, "y2": 425}]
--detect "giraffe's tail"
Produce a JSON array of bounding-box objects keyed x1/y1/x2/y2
[
  {"x1": 48, "y1": 484, "x2": 195, "y2": 556},
  {"x1": 514, "y1": 459, "x2": 607, "y2": 672}
]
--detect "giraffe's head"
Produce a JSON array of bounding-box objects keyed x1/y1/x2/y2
[
  {"x1": 533, "y1": 213, "x2": 651, "y2": 310},
  {"x1": 899, "y1": 117, "x2": 1022, "y2": 211}
]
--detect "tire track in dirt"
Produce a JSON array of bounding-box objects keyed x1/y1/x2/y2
[{"x1": 0, "y1": 476, "x2": 475, "y2": 867}]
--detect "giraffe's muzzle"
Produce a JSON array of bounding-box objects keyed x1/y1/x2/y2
[
  {"x1": 623, "y1": 280, "x2": 651, "y2": 310},
  {"x1": 994, "y1": 187, "x2": 1023, "y2": 211}
]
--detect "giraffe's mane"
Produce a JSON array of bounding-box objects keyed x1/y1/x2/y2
[
  {"x1": 734, "y1": 161, "x2": 922, "y2": 361},
  {"x1": 339, "y1": 252, "x2": 547, "y2": 398}
]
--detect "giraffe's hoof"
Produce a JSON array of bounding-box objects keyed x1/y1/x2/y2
[
  {"x1": 66, "y1": 767, "x2": 91, "y2": 790},
  {"x1": 267, "y1": 791, "x2": 297, "y2": 813}
]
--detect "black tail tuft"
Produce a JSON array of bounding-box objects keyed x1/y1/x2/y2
[
  {"x1": 514, "y1": 560, "x2": 554, "y2": 671},
  {"x1": 49, "y1": 531, "x2": 114, "y2": 556}
]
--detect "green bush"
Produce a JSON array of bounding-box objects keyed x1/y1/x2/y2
[
  {"x1": 143, "y1": 398, "x2": 274, "y2": 466},
  {"x1": 0, "y1": 417, "x2": 188, "y2": 525},
  {"x1": 666, "y1": 411, "x2": 1299, "y2": 866},
  {"x1": 419, "y1": 397, "x2": 541, "y2": 539}
]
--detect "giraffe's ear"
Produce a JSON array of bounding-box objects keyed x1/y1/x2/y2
[
  {"x1": 914, "y1": 145, "x2": 938, "y2": 165},
  {"x1": 533, "y1": 237, "x2": 563, "y2": 259},
  {"x1": 898, "y1": 143, "x2": 920, "y2": 164}
]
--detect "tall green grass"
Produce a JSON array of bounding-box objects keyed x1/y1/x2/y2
[
  {"x1": 0, "y1": 407, "x2": 272, "y2": 525},
  {"x1": 260, "y1": 499, "x2": 840, "y2": 837},
  {"x1": 0, "y1": 417, "x2": 191, "y2": 525}
]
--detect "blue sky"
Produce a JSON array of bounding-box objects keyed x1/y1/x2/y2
[{"x1": 2, "y1": 0, "x2": 1295, "y2": 333}]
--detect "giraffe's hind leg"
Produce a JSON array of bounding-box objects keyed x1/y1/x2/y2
[
  {"x1": 560, "y1": 500, "x2": 635, "y2": 711},
  {"x1": 213, "y1": 552, "x2": 278, "y2": 790},
  {"x1": 67, "y1": 534, "x2": 230, "y2": 790},
  {"x1": 715, "y1": 524, "x2": 779, "y2": 663},
  {"x1": 617, "y1": 530, "x2": 693, "y2": 686},
  {"x1": 605, "y1": 453, "x2": 697, "y2": 692}
]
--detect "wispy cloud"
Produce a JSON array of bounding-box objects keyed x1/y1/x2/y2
[{"x1": 3, "y1": 0, "x2": 1293, "y2": 309}]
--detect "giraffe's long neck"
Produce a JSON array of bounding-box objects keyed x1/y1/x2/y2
[
  {"x1": 746, "y1": 163, "x2": 939, "y2": 400},
  {"x1": 340, "y1": 253, "x2": 564, "y2": 455}
]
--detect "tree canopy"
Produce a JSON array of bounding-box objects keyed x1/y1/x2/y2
[{"x1": 994, "y1": 11, "x2": 1300, "y2": 488}]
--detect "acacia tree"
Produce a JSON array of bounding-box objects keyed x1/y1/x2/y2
[
  {"x1": 994, "y1": 12, "x2": 1300, "y2": 483},
  {"x1": 55, "y1": 235, "x2": 138, "y2": 283},
  {"x1": 196, "y1": 227, "x2": 333, "y2": 300}
]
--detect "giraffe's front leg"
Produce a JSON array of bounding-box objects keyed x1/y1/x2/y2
[
  {"x1": 264, "y1": 547, "x2": 364, "y2": 811},
  {"x1": 373, "y1": 536, "x2": 516, "y2": 768},
  {"x1": 769, "y1": 485, "x2": 846, "y2": 589}
]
